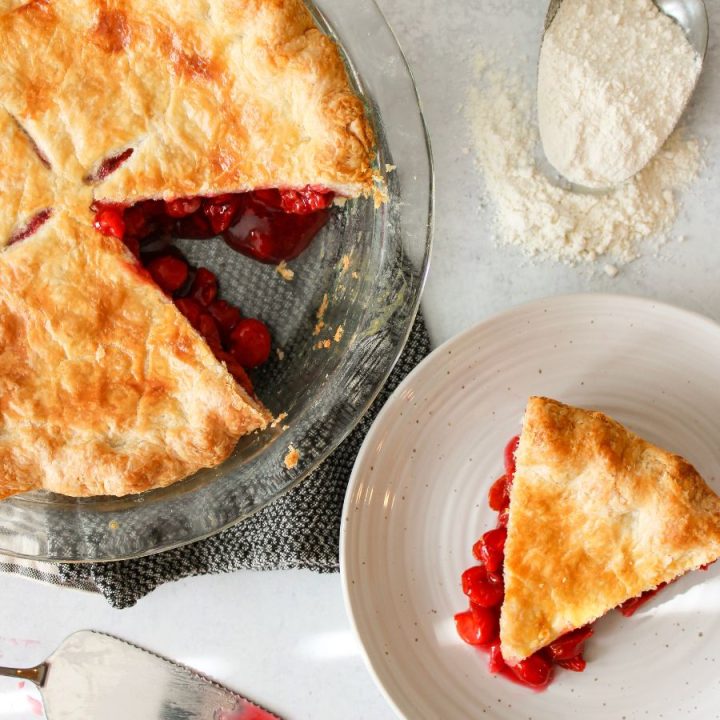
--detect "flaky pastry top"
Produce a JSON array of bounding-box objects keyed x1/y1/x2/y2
[
  {"x1": 0, "y1": 211, "x2": 270, "y2": 498},
  {"x1": 500, "y1": 396, "x2": 720, "y2": 665},
  {"x1": 0, "y1": 0, "x2": 375, "y2": 226}
]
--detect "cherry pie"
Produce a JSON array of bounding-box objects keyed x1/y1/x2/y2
[
  {"x1": 456, "y1": 397, "x2": 720, "y2": 687},
  {"x1": 0, "y1": 0, "x2": 377, "y2": 499}
]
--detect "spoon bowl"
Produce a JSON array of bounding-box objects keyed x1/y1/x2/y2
[
  {"x1": 545, "y1": 0, "x2": 708, "y2": 56},
  {"x1": 540, "y1": 0, "x2": 708, "y2": 192}
]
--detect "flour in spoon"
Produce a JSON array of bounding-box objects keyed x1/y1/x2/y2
[
  {"x1": 467, "y1": 55, "x2": 701, "y2": 266},
  {"x1": 538, "y1": 0, "x2": 702, "y2": 188}
]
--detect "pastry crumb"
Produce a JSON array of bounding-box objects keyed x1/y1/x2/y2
[
  {"x1": 385, "y1": 163, "x2": 397, "y2": 172},
  {"x1": 604, "y1": 264, "x2": 619, "y2": 278},
  {"x1": 340, "y1": 254, "x2": 351, "y2": 273},
  {"x1": 284, "y1": 445, "x2": 300, "y2": 470},
  {"x1": 314, "y1": 339, "x2": 332, "y2": 350},
  {"x1": 313, "y1": 293, "x2": 329, "y2": 335},
  {"x1": 373, "y1": 175, "x2": 389, "y2": 207},
  {"x1": 276, "y1": 261, "x2": 294, "y2": 281},
  {"x1": 351, "y1": 271, "x2": 359, "y2": 279},
  {"x1": 276, "y1": 347, "x2": 285, "y2": 361},
  {"x1": 108, "y1": 519, "x2": 119, "y2": 531},
  {"x1": 271, "y1": 412, "x2": 288, "y2": 428},
  {"x1": 334, "y1": 325, "x2": 344, "y2": 343}
]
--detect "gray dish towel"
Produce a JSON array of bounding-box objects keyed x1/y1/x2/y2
[{"x1": 45, "y1": 315, "x2": 430, "y2": 608}]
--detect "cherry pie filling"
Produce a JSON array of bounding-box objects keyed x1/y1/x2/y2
[
  {"x1": 90, "y1": 185, "x2": 335, "y2": 391},
  {"x1": 454, "y1": 435, "x2": 686, "y2": 690}
]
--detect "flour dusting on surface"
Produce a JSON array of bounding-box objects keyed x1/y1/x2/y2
[{"x1": 467, "y1": 56, "x2": 701, "y2": 266}]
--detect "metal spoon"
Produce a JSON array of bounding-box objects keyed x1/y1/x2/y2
[
  {"x1": 540, "y1": 0, "x2": 709, "y2": 193},
  {"x1": 544, "y1": 0, "x2": 708, "y2": 56}
]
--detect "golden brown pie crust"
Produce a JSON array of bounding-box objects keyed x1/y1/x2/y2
[
  {"x1": 0, "y1": 0, "x2": 376, "y2": 225},
  {"x1": 500, "y1": 396, "x2": 720, "y2": 665},
  {"x1": 0, "y1": 0, "x2": 376, "y2": 498},
  {"x1": 0, "y1": 211, "x2": 271, "y2": 499}
]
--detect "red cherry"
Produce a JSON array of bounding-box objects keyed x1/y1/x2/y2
[
  {"x1": 473, "y1": 527, "x2": 507, "y2": 574},
  {"x1": 208, "y1": 300, "x2": 242, "y2": 339},
  {"x1": 124, "y1": 204, "x2": 149, "y2": 237},
  {"x1": 487, "y1": 640, "x2": 507, "y2": 674},
  {"x1": 454, "y1": 608, "x2": 498, "y2": 646},
  {"x1": 466, "y1": 578, "x2": 504, "y2": 608},
  {"x1": 222, "y1": 192, "x2": 330, "y2": 264},
  {"x1": 252, "y1": 188, "x2": 283, "y2": 208},
  {"x1": 176, "y1": 212, "x2": 213, "y2": 239},
  {"x1": 455, "y1": 611, "x2": 480, "y2": 646},
  {"x1": 470, "y1": 603, "x2": 500, "y2": 644},
  {"x1": 203, "y1": 194, "x2": 243, "y2": 234},
  {"x1": 147, "y1": 255, "x2": 188, "y2": 294},
  {"x1": 279, "y1": 186, "x2": 334, "y2": 215},
  {"x1": 165, "y1": 197, "x2": 202, "y2": 218},
  {"x1": 197, "y1": 312, "x2": 222, "y2": 354},
  {"x1": 189, "y1": 267, "x2": 218, "y2": 306},
  {"x1": 94, "y1": 207, "x2": 125, "y2": 239},
  {"x1": 617, "y1": 583, "x2": 666, "y2": 617},
  {"x1": 556, "y1": 656, "x2": 587, "y2": 672},
  {"x1": 548, "y1": 625, "x2": 594, "y2": 662},
  {"x1": 511, "y1": 652, "x2": 554, "y2": 688},
  {"x1": 487, "y1": 569, "x2": 504, "y2": 585},
  {"x1": 504, "y1": 435, "x2": 520, "y2": 479},
  {"x1": 175, "y1": 297, "x2": 203, "y2": 327},
  {"x1": 217, "y1": 351, "x2": 254, "y2": 395},
  {"x1": 461, "y1": 566, "x2": 488, "y2": 596},
  {"x1": 229, "y1": 318, "x2": 271, "y2": 368},
  {"x1": 488, "y1": 474, "x2": 510, "y2": 512}
]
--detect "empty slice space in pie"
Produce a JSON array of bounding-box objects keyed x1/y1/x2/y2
[
  {"x1": 500, "y1": 396, "x2": 720, "y2": 665},
  {"x1": 0, "y1": 211, "x2": 270, "y2": 500}
]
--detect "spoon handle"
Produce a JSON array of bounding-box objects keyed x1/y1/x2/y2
[
  {"x1": 0, "y1": 663, "x2": 47, "y2": 686},
  {"x1": 544, "y1": 0, "x2": 563, "y2": 32}
]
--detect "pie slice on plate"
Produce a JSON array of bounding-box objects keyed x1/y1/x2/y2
[
  {"x1": 0, "y1": 211, "x2": 271, "y2": 500},
  {"x1": 457, "y1": 396, "x2": 720, "y2": 688},
  {"x1": 501, "y1": 397, "x2": 720, "y2": 664}
]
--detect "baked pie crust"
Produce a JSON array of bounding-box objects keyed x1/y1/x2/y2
[
  {"x1": 0, "y1": 0, "x2": 375, "y2": 498},
  {"x1": 0, "y1": 0, "x2": 375, "y2": 222},
  {"x1": 0, "y1": 211, "x2": 271, "y2": 499},
  {"x1": 500, "y1": 397, "x2": 720, "y2": 665}
]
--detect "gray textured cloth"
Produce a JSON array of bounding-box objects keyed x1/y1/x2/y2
[{"x1": 50, "y1": 315, "x2": 430, "y2": 608}]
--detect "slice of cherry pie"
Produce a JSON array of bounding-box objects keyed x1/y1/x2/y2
[
  {"x1": 0, "y1": 211, "x2": 271, "y2": 499},
  {"x1": 0, "y1": 0, "x2": 377, "y2": 498},
  {"x1": 456, "y1": 397, "x2": 720, "y2": 688}
]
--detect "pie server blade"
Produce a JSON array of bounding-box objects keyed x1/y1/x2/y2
[{"x1": 0, "y1": 629, "x2": 281, "y2": 720}]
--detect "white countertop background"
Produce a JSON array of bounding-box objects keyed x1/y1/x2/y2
[{"x1": 3, "y1": 1, "x2": 720, "y2": 718}]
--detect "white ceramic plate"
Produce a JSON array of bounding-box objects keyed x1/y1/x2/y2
[{"x1": 340, "y1": 294, "x2": 720, "y2": 720}]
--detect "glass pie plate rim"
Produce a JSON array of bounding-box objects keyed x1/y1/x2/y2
[{"x1": 0, "y1": 0, "x2": 434, "y2": 563}]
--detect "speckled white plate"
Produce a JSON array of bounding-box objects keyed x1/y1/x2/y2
[{"x1": 340, "y1": 294, "x2": 720, "y2": 720}]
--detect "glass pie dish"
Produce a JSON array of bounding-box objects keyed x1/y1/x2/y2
[{"x1": 0, "y1": 0, "x2": 433, "y2": 562}]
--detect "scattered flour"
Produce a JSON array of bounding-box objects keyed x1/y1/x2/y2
[
  {"x1": 538, "y1": 0, "x2": 701, "y2": 188},
  {"x1": 467, "y1": 57, "x2": 701, "y2": 266}
]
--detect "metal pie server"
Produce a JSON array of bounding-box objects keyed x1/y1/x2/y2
[{"x1": 0, "y1": 630, "x2": 281, "y2": 720}]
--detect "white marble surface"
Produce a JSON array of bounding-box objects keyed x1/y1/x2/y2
[{"x1": 2, "y1": 1, "x2": 720, "y2": 719}]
